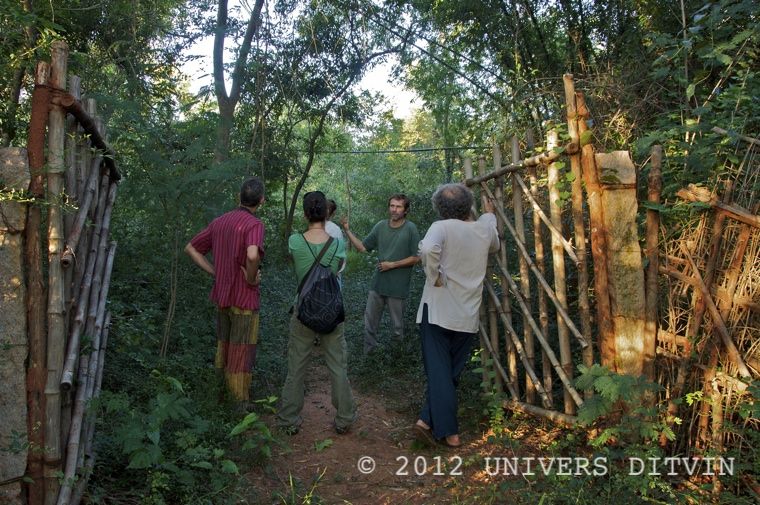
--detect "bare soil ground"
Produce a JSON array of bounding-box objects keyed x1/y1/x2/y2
[{"x1": 243, "y1": 347, "x2": 558, "y2": 504}]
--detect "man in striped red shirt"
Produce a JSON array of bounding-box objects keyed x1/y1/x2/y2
[{"x1": 185, "y1": 177, "x2": 266, "y2": 403}]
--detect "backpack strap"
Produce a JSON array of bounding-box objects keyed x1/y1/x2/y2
[{"x1": 296, "y1": 235, "x2": 334, "y2": 295}]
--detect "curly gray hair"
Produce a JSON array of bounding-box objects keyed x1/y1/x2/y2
[{"x1": 432, "y1": 183, "x2": 473, "y2": 220}]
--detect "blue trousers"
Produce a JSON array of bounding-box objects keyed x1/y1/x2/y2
[{"x1": 418, "y1": 305, "x2": 475, "y2": 440}]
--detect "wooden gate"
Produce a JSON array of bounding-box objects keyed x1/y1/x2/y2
[
  {"x1": 463, "y1": 74, "x2": 651, "y2": 422},
  {"x1": 0, "y1": 40, "x2": 121, "y2": 505}
]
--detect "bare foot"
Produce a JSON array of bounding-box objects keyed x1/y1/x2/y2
[
  {"x1": 445, "y1": 434, "x2": 461, "y2": 447},
  {"x1": 415, "y1": 419, "x2": 431, "y2": 430}
]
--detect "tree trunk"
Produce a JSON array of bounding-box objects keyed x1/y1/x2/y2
[{"x1": 212, "y1": 0, "x2": 265, "y2": 164}]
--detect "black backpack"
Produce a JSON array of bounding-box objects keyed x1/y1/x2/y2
[{"x1": 295, "y1": 235, "x2": 345, "y2": 334}]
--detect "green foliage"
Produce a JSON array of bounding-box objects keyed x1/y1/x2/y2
[
  {"x1": 228, "y1": 397, "x2": 278, "y2": 463},
  {"x1": 636, "y1": 0, "x2": 760, "y2": 196},
  {"x1": 575, "y1": 364, "x2": 674, "y2": 446},
  {"x1": 97, "y1": 372, "x2": 243, "y2": 504}
]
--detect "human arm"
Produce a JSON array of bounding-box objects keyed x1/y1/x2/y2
[
  {"x1": 378, "y1": 221, "x2": 420, "y2": 271},
  {"x1": 378, "y1": 255, "x2": 419, "y2": 272},
  {"x1": 185, "y1": 242, "x2": 214, "y2": 276},
  {"x1": 242, "y1": 244, "x2": 261, "y2": 285},
  {"x1": 340, "y1": 216, "x2": 367, "y2": 253},
  {"x1": 418, "y1": 223, "x2": 443, "y2": 286}
]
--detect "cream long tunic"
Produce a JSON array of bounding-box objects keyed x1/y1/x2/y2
[{"x1": 416, "y1": 213, "x2": 499, "y2": 333}]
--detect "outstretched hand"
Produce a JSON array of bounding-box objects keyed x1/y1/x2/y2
[{"x1": 482, "y1": 194, "x2": 495, "y2": 214}]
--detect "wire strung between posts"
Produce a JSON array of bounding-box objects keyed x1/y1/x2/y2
[{"x1": 313, "y1": 145, "x2": 489, "y2": 154}]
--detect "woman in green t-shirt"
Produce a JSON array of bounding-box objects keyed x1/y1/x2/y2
[{"x1": 276, "y1": 191, "x2": 356, "y2": 435}]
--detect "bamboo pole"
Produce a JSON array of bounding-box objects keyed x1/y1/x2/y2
[
  {"x1": 504, "y1": 400, "x2": 579, "y2": 426},
  {"x1": 61, "y1": 156, "x2": 103, "y2": 268},
  {"x1": 479, "y1": 182, "x2": 589, "y2": 348},
  {"x1": 681, "y1": 246, "x2": 751, "y2": 378},
  {"x1": 25, "y1": 60, "x2": 51, "y2": 505},
  {"x1": 82, "y1": 182, "x2": 118, "y2": 352},
  {"x1": 55, "y1": 354, "x2": 90, "y2": 505},
  {"x1": 527, "y1": 130, "x2": 553, "y2": 408},
  {"x1": 491, "y1": 147, "x2": 510, "y2": 395},
  {"x1": 463, "y1": 140, "x2": 578, "y2": 187},
  {"x1": 710, "y1": 378, "x2": 725, "y2": 498},
  {"x1": 546, "y1": 130, "x2": 574, "y2": 416},
  {"x1": 576, "y1": 91, "x2": 615, "y2": 367},
  {"x1": 57, "y1": 244, "x2": 115, "y2": 505},
  {"x1": 44, "y1": 40, "x2": 69, "y2": 505},
  {"x1": 480, "y1": 326, "x2": 518, "y2": 400},
  {"x1": 563, "y1": 75, "x2": 593, "y2": 385},
  {"x1": 60, "y1": 174, "x2": 109, "y2": 391},
  {"x1": 512, "y1": 173, "x2": 579, "y2": 264},
  {"x1": 490, "y1": 147, "x2": 502, "y2": 397},
  {"x1": 491, "y1": 255, "x2": 585, "y2": 407},
  {"x1": 70, "y1": 100, "x2": 99, "y2": 326},
  {"x1": 511, "y1": 136, "x2": 535, "y2": 404},
  {"x1": 63, "y1": 75, "x2": 81, "y2": 237},
  {"x1": 484, "y1": 282, "x2": 553, "y2": 408},
  {"x1": 468, "y1": 158, "x2": 492, "y2": 393},
  {"x1": 643, "y1": 146, "x2": 662, "y2": 381},
  {"x1": 61, "y1": 76, "x2": 82, "y2": 449}
]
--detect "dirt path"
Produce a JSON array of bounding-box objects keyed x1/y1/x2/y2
[{"x1": 243, "y1": 346, "x2": 534, "y2": 504}]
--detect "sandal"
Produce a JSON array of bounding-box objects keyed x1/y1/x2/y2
[
  {"x1": 441, "y1": 436, "x2": 461, "y2": 448},
  {"x1": 413, "y1": 423, "x2": 436, "y2": 447}
]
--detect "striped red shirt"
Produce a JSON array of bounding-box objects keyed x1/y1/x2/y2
[{"x1": 190, "y1": 208, "x2": 265, "y2": 310}]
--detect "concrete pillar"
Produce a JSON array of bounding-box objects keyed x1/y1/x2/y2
[
  {"x1": 595, "y1": 151, "x2": 646, "y2": 376},
  {"x1": 0, "y1": 147, "x2": 30, "y2": 505}
]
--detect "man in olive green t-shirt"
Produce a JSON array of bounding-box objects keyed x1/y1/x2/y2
[{"x1": 342, "y1": 194, "x2": 420, "y2": 354}]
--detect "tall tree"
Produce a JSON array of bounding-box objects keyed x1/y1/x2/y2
[{"x1": 212, "y1": 0, "x2": 265, "y2": 163}]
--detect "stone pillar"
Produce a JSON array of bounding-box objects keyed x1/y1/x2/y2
[
  {"x1": 0, "y1": 147, "x2": 30, "y2": 505},
  {"x1": 595, "y1": 151, "x2": 646, "y2": 376}
]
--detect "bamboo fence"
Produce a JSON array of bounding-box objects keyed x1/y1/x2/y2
[
  {"x1": 656, "y1": 128, "x2": 759, "y2": 497},
  {"x1": 18, "y1": 41, "x2": 121, "y2": 505},
  {"x1": 462, "y1": 74, "x2": 758, "y2": 497},
  {"x1": 462, "y1": 74, "x2": 611, "y2": 421}
]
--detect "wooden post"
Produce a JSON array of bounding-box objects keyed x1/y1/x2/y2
[
  {"x1": 576, "y1": 91, "x2": 616, "y2": 369},
  {"x1": 563, "y1": 75, "x2": 593, "y2": 385},
  {"x1": 643, "y1": 146, "x2": 662, "y2": 381},
  {"x1": 547, "y1": 130, "x2": 574, "y2": 415},
  {"x1": 526, "y1": 130, "x2": 552, "y2": 407},
  {"x1": 25, "y1": 60, "x2": 51, "y2": 505},
  {"x1": 511, "y1": 136, "x2": 534, "y2": 403},
  {"x1": 468, "y1": 157, "x2": 492, "y2": 393},
  {"x1": 44, "y1": 40, "x2": 68, "y2": 505}
]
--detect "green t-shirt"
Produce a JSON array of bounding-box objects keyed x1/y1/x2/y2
[
  {"x1": 362, "y1": 220, "x2": 420, "y2": 299},
  {"x1": 288, "y1": 234, "x2": 346, "y2": 287}
]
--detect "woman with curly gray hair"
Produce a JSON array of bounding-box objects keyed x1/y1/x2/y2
[{"x1": 413, "y1": 183, "x2": 499, "y2": 448}]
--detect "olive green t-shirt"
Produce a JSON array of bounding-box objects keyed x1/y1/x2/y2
[{"x1": 362, "y1": 220, "x2": 420, "y2": 299}]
